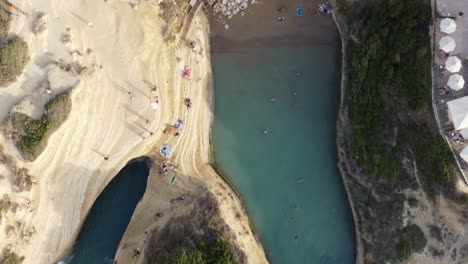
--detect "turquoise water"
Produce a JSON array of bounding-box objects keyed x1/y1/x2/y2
[
  {"x1": 65, "y1": 159, "x2": 149, "y2": 264},
  {"x1": 212, "y1": 46, "x2": 355, "y2": 263}
]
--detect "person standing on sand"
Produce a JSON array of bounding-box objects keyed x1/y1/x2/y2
[
  {"x1": 104, "y1": 155, "x2": 109, "y2": 160},
  {"x1": 128, "y1": 91, "x2": 134, "y2": 100}
]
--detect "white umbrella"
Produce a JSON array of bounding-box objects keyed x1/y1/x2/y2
[
  {"x1": 150, "y1": 101, "x2": 159, "y2": 110},
  {"x1": 440, "y1": 18, "x2": 457, "y2": 34},
  {"x1": 440, "y1": 36, "x2": 456, "y2": 52},
  {"x1": 445, "y1": 56, "x2": 462, "y2": 73},
  {"x1": 448, "y1": 74, "x2": 465, "y2": 90}
]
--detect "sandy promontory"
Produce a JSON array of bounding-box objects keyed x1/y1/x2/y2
[{"x1": 0, "y1": 0, "x2": 267, "y2": 263}]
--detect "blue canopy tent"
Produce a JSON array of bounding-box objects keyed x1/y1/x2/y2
[{"x1": 296, "y1": 7, "x2": 302, "y2": 17}]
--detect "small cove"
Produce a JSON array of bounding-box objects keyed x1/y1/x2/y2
[
  {"x1": 63, "y1": 159, "x2": 149, "y2": 264},
  {"x1": 211, "y1": 44, "x2": 355, "y2": 262}
]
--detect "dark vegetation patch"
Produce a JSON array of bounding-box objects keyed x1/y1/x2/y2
[
  {"x1": 336, "y1": 0, "x2": 451, "y2": 262},
  {"x1": 429, "y1": 224, "x2": 443, "y2": 242},
  {"x1": 2, "y1": 92, "x2": 72, "y2": 161},
  {"x1": 0, "y1": 1, "x2": 30, "y2": 88},
  {"x1": 344, "y1": 0, "x2": 452, "y2": 189},
  {"x1": 0, "y1": 145, "x2": 33, "y2": 192},
  {"x1": 396, "y1": 224, "x2": 427, "y2": 259},
  {"x1": 0, "y1": 251, "x2": 24, "y2": 264},
  {"x1": 144, "y1": 192, "x2": 245, "y2": 264},
  {"x1": 0, "y1": 0, "x2": 12, "y2": 36},
  {"x1": 0, "y1": 194, "x2": 11, "y2": 224},
  {"x1": 407, "y1": 197, "x2": 419, "y2": 208},
  {"x1": 0, "y1": 37, "x2": 29, "y2": 88},
  {"x1": 159, "y1": 0, "x2": 190, "y2": 41}
]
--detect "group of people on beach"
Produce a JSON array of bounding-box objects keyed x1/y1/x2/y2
[
  {"x1": 439, "y1": 85, "x2": 450, "y2": 96},
  {"x1": 275, "y1": 1, "x2": 331, "y2": 22},
  {"x1": 452, "y1": 131, "x2": 465, "y2": 144}
]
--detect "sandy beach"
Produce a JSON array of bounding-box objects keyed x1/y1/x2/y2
[
  {"x1": 209, "y1": 0, "x2": 339, "y2": 52},
  {"x1": 0, "y1": 0, "x2": 266, "y2": 263}
]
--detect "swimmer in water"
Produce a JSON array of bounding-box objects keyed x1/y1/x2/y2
[
  {"x1": 270, "y1": 97, "x2": 277, "y2": 103},
  {"x1": 293, "y1": 89, "x2": 297, "y2": 96},
  {"x1": 264, "y1": 128, "x2": 269, "y2": 134},
  {"x1": 296, "y1": 178, "x2": 304, "y2": 183},
  {"x1": 294, "y1": 234, "x2": 299, "y2": 240},
  {"x1": 296, "y1": 71, "x2": 301, "y2": 76}
]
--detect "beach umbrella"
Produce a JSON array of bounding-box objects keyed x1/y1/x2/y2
[
  {"x1": 440, "y1": 18, "x2": 457, "y2": 34},
  {"x1": 440, "y1": 36, "x2": 456, "y2": 52},
  {"x1": 150, "y1": 101, "x2": 159, "y2": 110},
  {"x1": 159, "y1": 143, "x2": 173, "y2": 157},
  {"x1": 445, "y1": 56, "x2": 462, "y2": 73},
  {"x1": 447, "y1": 96, "x2": 468, "y2": 130},
  {"x1": 183, "y1": 67, "x2": 191, "y2": 77},
  {"x1": 174, "y1": 119, "x2": 184, "y2": 129},
  {"x1": 448, "y1": 74, "x2": 465, "y2": 90},
  {"x1": 461, "y1": 146, "x2": 468, "y2": 163}
]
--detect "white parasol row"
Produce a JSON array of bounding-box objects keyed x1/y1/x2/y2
[
  {"x1": 440, "y1": 18, "x2": 457, "y2": 34},
  {"x1": 445, "y1": 56, "x2": 462, "y2": 73},
  {"x1": 440, "y1": 36, "x2": 456, "y2": 52}
]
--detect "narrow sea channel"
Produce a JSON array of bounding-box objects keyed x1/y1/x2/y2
[
  {"x1": 64, "y1": 159, "x2": 149, "y2": 264},
  {"x1": 212, "y1": 46, "x2": 355, "y2": 263}
]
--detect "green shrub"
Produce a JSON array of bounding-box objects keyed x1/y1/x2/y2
[
  {"x1": 396, "y1": 236, "x2": 409, "y2": 258},
  {"x1": 1, "y1": 252, "x2": 24, "y2": 264},
  {"x1": 159, "y1": 238, "x2": 236, "y2": 264},
  {"x1": 206, "y1": 238, "x2": 236, "y2": 264},
  {"x1": 0, "y1": 37, "x2": 29, "y2": 87},
  {"x1": 161, "y1": 249, "x2": 205, "y2": 264},
  {"x1": 399, "y1": 122, "x2": 453, "y2": 190},
  {"x1": 17, "y1": 93, "x2": 71, "y2": 160},
  {"x1": 0, "y1": 1, "x2": 12, "y2": 36},
  {"x1": 396, "y1": 224, "x2": 427, "y2": 259}
]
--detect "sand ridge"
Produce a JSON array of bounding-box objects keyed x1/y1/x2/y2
[{"x1": 0, "y1": 0, "x2": 267, "y2": 263}]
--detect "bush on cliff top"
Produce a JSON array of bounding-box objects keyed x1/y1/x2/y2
[
  {"x1": 396, "y1": 224, "x2": 427, "y2": 259},
  {"x1": 159, "y1": 238, "x2": 236, "y2": 264},
  {"x1": 19, "y1": 92, "x2": 71, "y2": 160},
  {"x1": 0, "y1": 1, "x2": 12, "y2": 36},
  {"x1": 1, "y1": 252, "x2": 24, "y2": 264},
  {"x1": 3, "y1": 92, "x2": 72, "y2": 161},
  {"x1": 0, "y1": 37, "x2": 29, "y2": 87}
]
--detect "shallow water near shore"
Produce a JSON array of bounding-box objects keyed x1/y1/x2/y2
[
  {"x1": 212, "y1": 46, "x2": 355, "y2": 263},
  {"x1": 64, "y1": 160, "x2": 149, "y2": 264}
]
